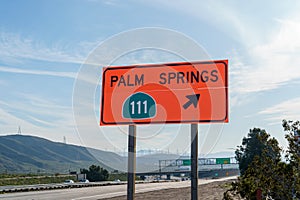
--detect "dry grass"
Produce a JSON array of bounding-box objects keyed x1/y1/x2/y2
[{"x1": 105, "y1": 179, "x2": 234, "y2": 200}]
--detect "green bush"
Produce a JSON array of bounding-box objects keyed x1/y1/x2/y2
[
  {"x1": 225, "y1": 121, "x2": 300, "y2": 199},
  {"x1": 80, "y1": 165, "x2": 109, "y2": 182}
]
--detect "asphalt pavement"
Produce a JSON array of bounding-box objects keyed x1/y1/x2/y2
[{"x1": 0, "y1": 176, "x2": 237, "y2": 200}]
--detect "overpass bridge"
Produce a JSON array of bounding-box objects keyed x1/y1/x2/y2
[{"x1": 136, "y1": 157, "x2": 239, "y2": 179}]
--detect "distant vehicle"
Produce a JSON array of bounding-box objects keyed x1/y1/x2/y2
[
  {"x1": 64, "y1": 180, "x2": 74, "y2": 184},
  {"x1": 176, "y1": 166, "x2": 191, "y2": 171},
  {"x1": 79, "y1": 179, "x2": 89, "y2": 183},
  {"x1": 114, "y1": 179, "x2": 121, "y2": 183}
]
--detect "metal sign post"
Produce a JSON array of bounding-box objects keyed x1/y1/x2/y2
[
  {"x1": 191, "y1": 124, "x2": 198, "y2": 200},
  {"x1": 100, "y1": 60, "x2": 228, "y2": 200},
  {"x1": 127, "y1": 125, "x2": 136, "y2": 200}
]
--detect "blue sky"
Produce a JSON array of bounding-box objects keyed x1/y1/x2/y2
[{"x1": 1, "y1": 0, "x2": 300, "y2": 156}]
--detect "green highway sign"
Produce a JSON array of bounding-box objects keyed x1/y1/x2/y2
[
  {"x1": 182, "y1": 159, "x2": 191, "y2": 166},
  {"x1": 216, "y1": 158, "x2": 230, "y2": 164}
]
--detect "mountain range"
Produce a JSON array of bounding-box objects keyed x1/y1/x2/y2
[
  {"x1": 0, "y1": 134, "x2": 119, "y2": 173},
  {"x1": 0, "y1": 134, "x2": 235, "y2": 174}
]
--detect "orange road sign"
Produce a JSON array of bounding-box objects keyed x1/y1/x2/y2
[{"x1": 100, "y1": 60, "x2": 228, "y2": 125}]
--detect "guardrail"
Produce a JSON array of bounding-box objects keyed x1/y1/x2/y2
[{"x1": 0, "y1": 180, "x2": 178, "y2": 194}]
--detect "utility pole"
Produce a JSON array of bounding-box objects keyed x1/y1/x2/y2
[{"x1": 18, "y1": 126, "x2": 22, "y2": 135}]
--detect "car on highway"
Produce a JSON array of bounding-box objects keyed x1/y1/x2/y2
[
  {"x1": 64, "y1": 180, "x2": 74, "y2": 184},
  {"x1": 79, "y1": 179, "x2": 89, "y2": 183}
]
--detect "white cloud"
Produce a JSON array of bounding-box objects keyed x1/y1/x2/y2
[
  {"x1": 0, "y1": 93, "x2": 81, "y2": 144},
  {"x1": 140, "y1": 1, "x2": 300, "y2": 96},
  {"x1": 0, "y1": 66, "x2": 77, "y2": 79},
  {"x1": 140, "y1": 0, "x2": 273, "y2": 46},
  {"x1": 259, "y1": 97, "x2": 300, "y2": 125},
  {"x1": 0, "y1": 107, "x2": 38, "y2": 130},
  {"x1": 232, "y1": 18, "x2": 300, "y2": 94},
  {"x1": 103, "y1": 0, "x2": 119, "y2": 6},
  {"x1": 0, "y1": 31, "x2": 101, "y2": 65},
  {"x1": 0, "y1": 94, "x2": 73, "y2": 127}
]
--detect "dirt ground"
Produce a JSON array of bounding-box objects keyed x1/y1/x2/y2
[{"x1": 105, "y1": 179, "x2": 233, "y2": 200}]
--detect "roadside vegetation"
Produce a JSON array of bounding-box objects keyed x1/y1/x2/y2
[
  {"x1": 224, "y1": 120, "x2": 300, "y2": 199},
  {"x1": 108, "y1": 173, "x2": 128, "y2": 181},
  {"x1": 0, "y1": 164, "x2": 140, "y2": 186},
  {"x1": 0, "y1": 174, "x2": 76, "y2": 186},
  {"x1": 80, "y1": 165, "x2": 140, "y2": 182},
  {"x1": 80, "y1": 164, "x2": 109, "y2": 182}
]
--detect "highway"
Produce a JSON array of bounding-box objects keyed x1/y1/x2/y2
[{"x1": 0, "y1": 176, "x2": 236, "y2": 200}]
